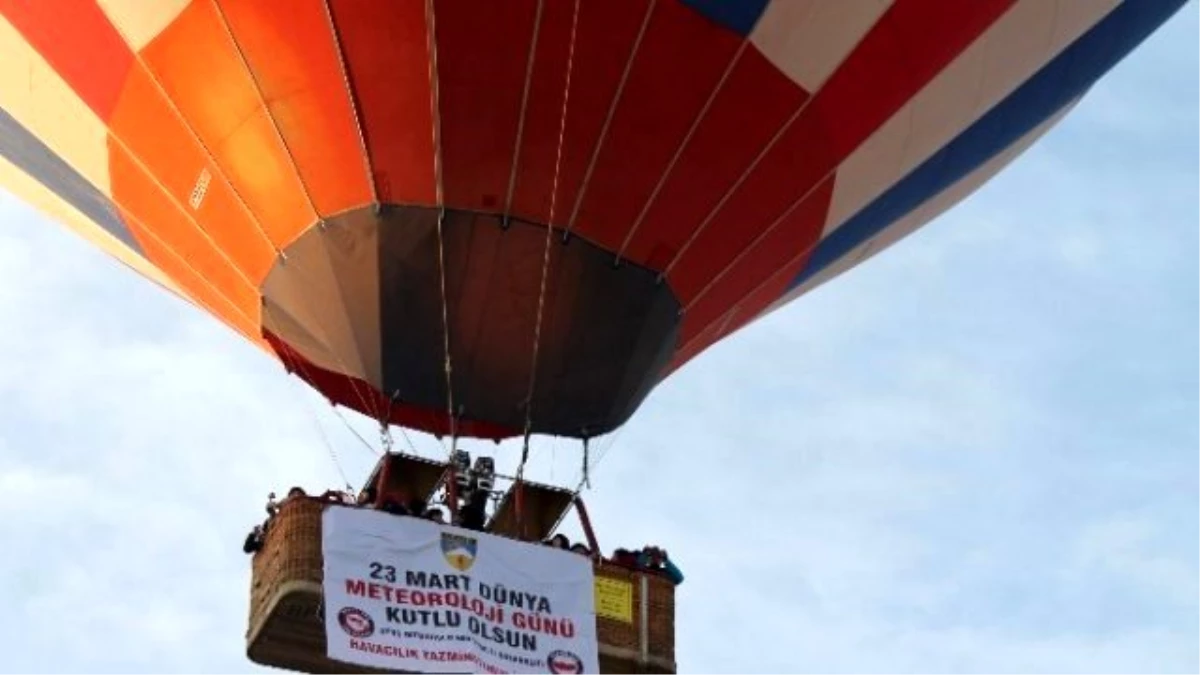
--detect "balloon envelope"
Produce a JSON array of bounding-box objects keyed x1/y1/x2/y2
[{"x1": 0, "y1": 0, "x2": 1187, "y2": 439}]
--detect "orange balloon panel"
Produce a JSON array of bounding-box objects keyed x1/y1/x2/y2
[{"x1": 0, "y1": 0, "x2": 1186, "y2": 439}]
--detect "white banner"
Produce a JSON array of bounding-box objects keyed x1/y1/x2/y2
[{"x1": 322, "y1": 505, "x2": 599, "y2": 674}]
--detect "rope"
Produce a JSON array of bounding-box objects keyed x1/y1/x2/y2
[
  {"x1": 519, "y1": 0, "x2": 580, "y2": 469},
  {"x1": 395, "y1": 423, "x2": 420, "y2": 458},
  {"x1": 582, "y1": 436, "x2": 590, "y2": 489},
  {"x1": 423, "y1": 0, "x2": 457, "y2": 464},
  {"x1": 330, "y1": 406, "x2": 383, "y2": 457},
  {"x1": 262, "y1": 292, "x2": 386, "y2": 433},
  {"x1": 435, "y1": 212, "x2": 457, "y2": 448},
  {"x1": 434, "y1": 205, "x2": 463, "y2": 518},
  {"x1": 376, "y1": 390, "x2": 393, "y2": 456},
  {"x1": 520, "y1": 436, "x2": 531, "y2": 475},
  {"x1": 513, "y1": 1, "x2": 580, "y2": 537},
  {"x1": 546, "y1": 430, "x2": 624, "y2": 540},
  {"x1": 270, "y1": 310, "x2": 381, "y2": 461},
  {"x1": 279, "y1": 348, "x2": 356, "y2": 491},
  {"x1": 569, "y1": 426, "x2": 626, "y2": 496},
  {"x1": 316, "y1": 408, "x2": 354, "y2": 491},
  {"x1": 380, "y1": 422, "x2": 394, "y2": 455}
]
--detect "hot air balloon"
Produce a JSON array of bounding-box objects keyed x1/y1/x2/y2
[{"x1": 0, "y1": 0, "x2": 1187, "y2": 673}]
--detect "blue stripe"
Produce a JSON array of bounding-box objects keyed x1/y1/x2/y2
[
  {"x1": 678, "y1": 0, "x2": 769, "y2": 37},
  {"x1": 0, "y1": 107, "x2": 142, "y2": 253},
  {"x1": 791, "y1": 0, "x2": 1188, "y2": 290}
]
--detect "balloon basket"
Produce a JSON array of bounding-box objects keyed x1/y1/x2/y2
[{"x1": 246, "y1": 498, "x2": 677, "y2": 674}]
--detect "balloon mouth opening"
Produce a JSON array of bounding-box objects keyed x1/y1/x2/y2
[{"x1": 261, "y1": 205, "x2": 681, "y2": 440}]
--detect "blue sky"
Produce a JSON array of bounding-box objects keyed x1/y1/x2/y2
[{"x1": 0, "y1": 4, "x2": 1196, "y2": 674}]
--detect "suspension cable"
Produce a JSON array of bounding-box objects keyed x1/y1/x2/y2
[
  {"x1": 433, "y1": 207, "x2": 457, "y2": 448},
  {"x1": 262, "y1": 293, "x2": 386, "y2": 438},
  {"x1": 269, "y1": 306, "x2": 381, "y2": 460},
  {"x1": 546, "y1": 430, "x2": 625, "y2": 539},
  {"x1": 317, "y1": 407, "x2": 354, "y2": 491},
  {"x1": 572, "y1": 427, "x2": 625, "y2": 495},
  {"x1": 518, "y1": 0, "x2": 580, "y2": 484},
  {"x1": 394, "y1": 422, "x2": 420, "y2": 458},
  {"x1": 422, "y1": 0, "x2": 456, "y2": 462},
  {"x1": 330, "y1": 405, "x2": 383, "y2": 457},
  {"x1": 582, "y1": 436, "x2": 590, "y2": 489},
  {"x1": 278, "y1": 346, "x2": 357, "y2": 491},
  {"x1": 434, "y1": 206, "x2": 462, "y2": 525}
]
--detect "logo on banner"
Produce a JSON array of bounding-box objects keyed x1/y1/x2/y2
[
  {"x1": 337, "y1": 607, "x2": 376, "y2": 638},
  {"x1": 441, "y1": 532, "x2": 478, "y2": 572},
  {"x1": 546, "y1": 650, "x2": 584, "y2": 674}
]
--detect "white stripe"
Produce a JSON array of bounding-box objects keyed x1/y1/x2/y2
[
  {"x1": 822, "y1": 0, "x2": 1120, "y2": 235},
  {"x1": 755, "y1": 98, "x2": 1079, "y2": 322},
  {"x1": 751, "y1": 0, "x2": 894, "y2": 93},
  {"x1": 97, "y1": 0, "x2": 190, "y2": 52},
  {"x1": 0, "y1": 16, "x2": 111, "y2": 194}
]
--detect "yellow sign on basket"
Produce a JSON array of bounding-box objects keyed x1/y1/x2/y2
[{"x1": 594, "y1": 577, "x2": 634, "y2": 624}]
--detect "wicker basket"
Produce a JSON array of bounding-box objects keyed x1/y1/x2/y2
[{"x1": 246, "y1": 498, "x2": 677, "y2": 674}]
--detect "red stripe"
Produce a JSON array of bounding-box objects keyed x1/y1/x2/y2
[
  {"x1": 434, "y1": 0, "x2": 539, "y2": 211},
  {"x1": 507, "y1": 0, "x2": 652, "y2": 226},
  {"x1": 666, "y1": 253, "x2": 809, "y2": 376},
  {"x1": 679, "y1": 175, "x2": 833, "y2": 342},
  {"x1": 620, "y1": 45, "x2": 808, "y2": 271},
  {"x1": 662, "y1": 0, "x2": 1016, "y2": 308},
  {"x1": 0, "y1": 0, "x2": 135, "y2": 120},
  {"x1": 565, "y1": 0, "x2": 745, "y2": 251},
  {"x1": 658, "y1": 0, "x2": 1019, "y2": 373},
  {"x1": 329, "y1": 0, "x2": 437, "y2": 205}
]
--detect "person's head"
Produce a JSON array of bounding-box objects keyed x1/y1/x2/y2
[
  {"x1": 642, "y1": 546, "x2": 666, "y2": 566},
  {"x1": 268, "y1": 492, "x2": 276, "y2": 500},
  {"x1": 546, "y1": 534, "x2": 569, "y2": 549},
  {"x1": 426, "y1": 508, "x2": 446, "y2": 524},
  {"x1": 287, "y1": 486, "x2": 306, "y2": 499},
  {"x1": 570, "y1": 542, "x2": 590, "y2": 556}
]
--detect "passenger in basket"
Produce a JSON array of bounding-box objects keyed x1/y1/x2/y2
[
  {"x1": 544, "y1": 534, "x2": 570, "y2": 549},
  {"x1": 265, "y1": 492, "x2": 279, "y2": 518},
  {"x1": 637, "y1": 546, "x2": 684, "y2": 586},
  {"x1": 458, "y1": 490, "x2": 488, "y2": 531},
  {"x1": 242, "y1": 524, "x2": 265, "y2": 554},
  {"x1": 611, "y1": 547, "x2": 638, "y2": 567},
  {"x1": 319, "y1": 489, "x2": 347, "y2": 504},
  {"x1": 570, "y1": 542, "x2": 592, "y2": 557}
]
